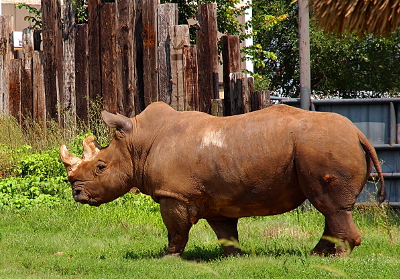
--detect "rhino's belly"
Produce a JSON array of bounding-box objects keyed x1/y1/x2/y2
[{"x1": 209, "y1": 183, "x2": 307, "y2": 218}]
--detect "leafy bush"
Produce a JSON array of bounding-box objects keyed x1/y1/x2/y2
[
  {"x1": 16, "y1": 147, "x2": 66, "y2": 179},
  {"x1": 0, "y1": 176, "x2": 69, "y2": 210}
]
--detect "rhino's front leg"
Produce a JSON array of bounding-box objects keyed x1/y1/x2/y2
[{"x1": 159, "y1": 198, "x2": 193, "y2": 256}]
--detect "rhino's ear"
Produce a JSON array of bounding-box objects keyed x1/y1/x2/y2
[{"x1": 101, "y1": 110, "x2": 133, "y2": 135}]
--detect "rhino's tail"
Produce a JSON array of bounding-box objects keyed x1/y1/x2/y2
[{"x1": 358, "y1": 131, "x2": 386, "y2": 204}]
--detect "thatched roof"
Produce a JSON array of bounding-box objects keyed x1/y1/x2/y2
[{"x1": 310, "y1": 0, "x2": 400, "y2": 35}]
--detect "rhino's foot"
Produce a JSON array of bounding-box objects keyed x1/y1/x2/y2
[
  {"x1": 311, "y1": 237, "x2": 353, "y2": 257},
  {"x1": 224, "y1": 247, "x2": 243, "y2": 257}
]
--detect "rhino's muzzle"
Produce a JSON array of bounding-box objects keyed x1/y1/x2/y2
[{"x1": 72, "y1": 187, "x2": 89, "y2": 204}]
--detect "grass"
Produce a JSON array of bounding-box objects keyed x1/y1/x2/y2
[
  {"x1": 0, "y1": 195, "x2": 399, "y2": 278},
  {"x1": 0, "y1": 110, "x2": 398, "y2": 278}
]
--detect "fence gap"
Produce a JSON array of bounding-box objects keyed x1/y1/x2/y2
[{"x1": 75, "y1": 24, "x2": 89, "y2": 125}]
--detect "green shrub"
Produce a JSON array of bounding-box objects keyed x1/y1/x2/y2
[
  {"x1": 16, "y1": 147, "x2": 66, "y2": 179},
  {"x1": 0, "y1": 176, "x2": 69, "y2": 209}
]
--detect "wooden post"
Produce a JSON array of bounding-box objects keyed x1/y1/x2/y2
[
  {"x1": 183, "y1": 45, "x2": 199, "y2": 111},
  {"x1": 230, "y1": 72, "x2": 251, "y2": 115},
  {"x1": 142, "y1": 0, "x2": 159, "y2": 107},
  {"x1": 33, "y1": 51, "x2": 45, "y2": 125},
  {"x1": 9, "y1": 59, "x2": 22, "y2": 122},
  {"x1": 88, "y1": 0, "x2": 102, "y2": 103},
  {"x1": 75, "y1": 24, "x2": 89, "y2": 124},
  {"x1": 0, "y1": 15, "x2": 14, "y2": 114},
  {"x1": 115, "y1": 0, "x2": 137, "y2": 117},
  {"x1": 170, "y1": 25, "x2": 189, "y2": 111},
  {"x1": 63, "y1": 0, "x2": 76, "y2": 127},
  {"x1": 100, "y1": 3, "x2": 117, "y2": 113},
  {"x1": 41, "y1": 0, "x2": 63, "y2": 122},
  {"x1": 211, "y1": 99, "x2": 223, "y2": 117},
  {"x1": 197, "y1": 3, "x2": 218, "y2": 114},
  {"x1": 158, "y1": 3, "x2": 178, "y2": 105},
  {"x1": 250, "y1": 90, "x2": 270, "y2": 111},
  {"x1": 222, "y1": 35, "x2": 241, "y2": 116},
  {"x1": 21, "y1": 28, "x2": 34, "y2": 120}
]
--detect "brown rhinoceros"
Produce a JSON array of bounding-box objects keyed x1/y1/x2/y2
[{"x1": 60, "y1": 102, "x2": 385, "y2": 256}]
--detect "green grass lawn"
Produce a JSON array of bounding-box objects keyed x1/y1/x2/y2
[{"x1": 0, "y1": 194, "x2": 399, "y2": 278}]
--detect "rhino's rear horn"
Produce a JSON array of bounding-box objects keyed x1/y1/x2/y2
[
  {"x1": 83, "y1": 135, "x2": 101, "y2": 160},
  {"x1": 60, "y1": 145, "x2": 82, "y2": 170}
]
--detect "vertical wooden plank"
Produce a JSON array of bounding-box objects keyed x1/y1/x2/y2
[
  {"x1": 142, "y1": 0, "x2": 159, "y2": 107},
  {"x1": 170, "y1": 25, "x2": 189, "y2": 111},
  {"x1": 222, "y1": 35, "x2": 240, "y2": 116},
  {"x1": 75, "y1": 24, "x2": 89, "y2": 124},
  {"x1": 0, "y1": 15, "x2": 14, "y2": 114},
  {"x1": 22, "y1": 28, "x2": 34, "y2": 70},
  {"x1": 197, "y1": 3, "x2": 218, "y2": 113},
  {"x1": 250, "y1": 90, "x2": 270, "y2": 111},
  {"x1": 211, "y1": 99, "x2": 223, "y2": 116},
  {"x1": 230, "y1": 72, "x2": 245, "y2": 115},
  {"x1": 115, "y1": 0, "x2": 137, "y2": 117},
  {"x1": 183, "y1": 45, "x2": 198, "y2": 111},
  {"x1": 244, "y1": 76, "x2": 253, "y2": 114},
  {"x1": 33, "y1": 51, "x2": 45, "y2": 125},
  {"x1": 21, "y1": 69, "x2": 33, "y2": 119},
  {"x1": 100, "y1": 3, "x2": 117, "y2": 113},
  {"x1": 158, "y1": 3, "x2": 178, "y2": 105},
  {"x1": 21, "y1": 28, "x2": 34, "y2": 120},
  {"x1": 9, "y1": 59, "x2": 22, "y2": 122},
  {"x1": 63, "y1": 0, "x2": 77, "y2": 127},
  {"x1": 41, "y1": 0, "x2": 63, "y2": 122},
  {"x1": 88, "y1": 0, "x2": 103, "y2": 103}
]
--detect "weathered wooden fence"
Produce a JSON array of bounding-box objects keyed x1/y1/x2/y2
[{"x1": 0, "y1": 0, "x2": 269, "y2": 127}]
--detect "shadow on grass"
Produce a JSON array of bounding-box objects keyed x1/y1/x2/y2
[
  {"x1": 123, "y1": 245, "x2": 309, "y2": 261},
  {"x1": 123, "y1": 248, "x2": 166, "y2": 260}
]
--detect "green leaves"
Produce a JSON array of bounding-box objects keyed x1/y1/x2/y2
[
  {"x1": 0, "y1": 176, "x2": 69, "y2": 210},
  {"x1": 16, "y1": 3, "x2": 42, "y2": 29}
]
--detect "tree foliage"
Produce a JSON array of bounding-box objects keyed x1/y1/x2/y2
[{"x1": 252, "y1": 0, "x2": 400, "y2": 98}]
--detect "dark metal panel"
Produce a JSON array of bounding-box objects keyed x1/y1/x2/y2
[{"x1": 315, "y1": 103, "x2": 390, "y2": 145}]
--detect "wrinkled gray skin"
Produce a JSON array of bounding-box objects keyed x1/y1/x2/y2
[{"x1": 60, "y1": 102, "x2": 385, "y2": 257}]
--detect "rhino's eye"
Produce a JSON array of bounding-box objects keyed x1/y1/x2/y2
[{"x1": 96, "y1": 162, "x2": 106, "y2": 173}]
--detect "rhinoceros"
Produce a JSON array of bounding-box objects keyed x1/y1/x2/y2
[{"x1": 60, "y1": 102, "x2": 385, "y2": 256}]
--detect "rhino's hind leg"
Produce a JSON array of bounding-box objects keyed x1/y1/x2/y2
[
  {"x1": 312, "y1": 209, "x2": 361, "y2": 256},
  {"x1": 159, "y1": 198, "x2": 193, "y2": 256},
  {"x1": 207, "y1": 217, "x2": 242, "y2": 256}
]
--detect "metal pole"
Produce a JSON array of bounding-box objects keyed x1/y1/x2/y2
[{"x1": 298, "y1": 0, "x2": 311, "y2": 110}]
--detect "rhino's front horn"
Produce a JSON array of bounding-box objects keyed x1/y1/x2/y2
[
  {"x1": 83, "y1": 135, "x2": 101, "y2": 160},
  {"x1": 60, "y1": 145, "x2": 82, "y2": 172}
]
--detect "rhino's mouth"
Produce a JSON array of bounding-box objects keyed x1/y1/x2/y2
[{"x1": 72, "y1": 186, "x2": 100, "y2": 206}]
